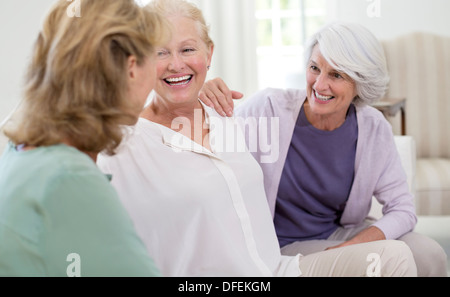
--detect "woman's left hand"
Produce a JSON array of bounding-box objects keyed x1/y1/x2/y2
[{"x1": 325, "y1": 226, "x2": 387, "y2": 250}]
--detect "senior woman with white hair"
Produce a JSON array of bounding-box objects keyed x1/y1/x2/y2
[{"x1": 200, "y1": 21, "x2": 447, "y2": 277}]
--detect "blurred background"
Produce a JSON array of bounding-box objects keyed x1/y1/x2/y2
[{"x1": 2, "y1": 0, "x2": 450, "y2": 124}]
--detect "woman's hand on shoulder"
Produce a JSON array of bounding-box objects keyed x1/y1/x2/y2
[{"x1": 199, "y1": 77, "x2": 243, "y2": 117}]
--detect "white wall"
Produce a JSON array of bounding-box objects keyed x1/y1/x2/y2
[
  {"x1": 191, "y1": 0, "x2": 258, "y2": 98},
  {"x1": 328, "y1": 0, "x2": 450, "y2": 41},
  {"x1": 0, "y1": 0, "x2": 56, "y2": 151},
  {"x1": 0, "y1": 0, "x2": 258, "y2": 132},
  {"x1": 0, "y1": 0, "x2": 56, "y2": 129},
  {"x1": 1, "y1": 0, "x2": 449, "y2": 132}
]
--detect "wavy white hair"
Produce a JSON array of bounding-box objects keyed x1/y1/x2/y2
[{"x1": 305, "y1": 21, "x2": 390, "y2": 106}]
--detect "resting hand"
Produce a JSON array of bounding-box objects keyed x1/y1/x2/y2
[
  {"x1": 325, "y1": 241, "x2": 355, "y2": 251},
  {"x1": 198, "y1": 78, "x2": 243, "y2": 117},
  {"x1": 325, "y1": 226, "x2": 386, "y2": 251}
]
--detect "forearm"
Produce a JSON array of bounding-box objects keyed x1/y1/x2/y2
[
  {"x1": 326, "y1": 226, "x2": 386, "y2": 250},
  {"x1": 347, "y1": 226, "x2": 386, "y2": 244}
]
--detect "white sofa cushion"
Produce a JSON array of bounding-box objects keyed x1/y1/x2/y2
[{"x1": 415, "y1": 159, "x2": 450, "y2": 215}]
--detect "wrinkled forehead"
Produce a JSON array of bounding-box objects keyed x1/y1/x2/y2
[{"x1": 166, "y1": 14, "x2": 210, "y2": 49}]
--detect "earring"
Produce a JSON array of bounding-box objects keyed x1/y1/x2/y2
[{"x1": 207, "y1": 66, "x2": 211, "y2": 70}]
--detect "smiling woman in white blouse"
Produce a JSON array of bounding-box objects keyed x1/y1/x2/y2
[{"x1": 97, "y1": 0, "x2": 417, "y2": 277}]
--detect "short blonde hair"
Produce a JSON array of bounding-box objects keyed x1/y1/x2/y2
[
  {"x1": 146, "y1": 0, "x2": 214, "y2": 49},
  {"x1": 5, "y1": 0, "x2": 168, "y2": 155},
  {"x1": 305, "y1": 21, "x2": 389, "y2": 105}
]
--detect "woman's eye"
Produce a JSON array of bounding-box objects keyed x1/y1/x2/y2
[
  {"x1": 310, "y1": 65, "x2": 319, "y2": 72},
  {"x1": 157, "y1": 50, "x2": 169, "y2": 57},
  {"x1": 332, "y1": 72, "x2": 343, "y2": 79},
  {"x1": 182, "y1": 48, "x2": 196, "y2": 54}
]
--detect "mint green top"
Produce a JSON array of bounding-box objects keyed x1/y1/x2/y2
[{"x1": 0, "y1": 143, "x2": 160, "y2": 277}]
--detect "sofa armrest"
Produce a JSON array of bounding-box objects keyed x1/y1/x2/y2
[{"x1": 394, "y1": 135, "x2": 416, "y2": 193}]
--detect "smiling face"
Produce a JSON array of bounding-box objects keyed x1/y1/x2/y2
[
  {"x1": 154, "y1": 15, "x2": 213, "y2": 106},
  {"x1": 305, "y1": 45, "x2": 358, "y2": 129}
]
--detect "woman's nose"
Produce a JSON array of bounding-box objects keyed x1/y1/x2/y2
[
  {"x1": 314, "y1": 73, "x2": 330, "y2": 92},
  {"x1": 168, "y1": 53, "x2": 185, "y2": 71}
]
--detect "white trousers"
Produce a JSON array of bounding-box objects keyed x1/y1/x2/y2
[
  {"x1": 295, "y1": 239, "x2": 416, "y2": 277},
  {"x1": 282, "y1": 219, "x2": 447, "y2": 277}
]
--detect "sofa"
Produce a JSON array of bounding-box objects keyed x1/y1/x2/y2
[{"x1": 380, "y1": 32, "x2": 450, "y2": 216}]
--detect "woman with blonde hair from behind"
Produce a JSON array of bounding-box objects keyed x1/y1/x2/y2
[{"x1": 0, "y1": 0, "x2": 168, "y2": 276}]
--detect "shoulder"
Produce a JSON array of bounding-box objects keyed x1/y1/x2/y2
[
  {"x1": 10, "y1": 145, "x2": 107, "y2": 189},
  {"x1": 118, "y1": 118, "x2": 161, "y2": 150},
  {"x1": 102, "y1": 118, "x2": 161, "y2": 160},
  {"x1": 10, "y1": 146, "x2": 116, "y2": 207},
  {"x1": 44, "y1": 148, "x2": 115, "y2": 201},
  {"x1": 0, "y1": 145, "x2": 117, "y2": 247},
  {"x1": 248, "y1": 88, "x2": 306, "y2": 102},
  {"x1": 355, "y1": 104, "x2": 397, "y2": 155},
  {"x1": 356, "y1": 104, "x2": 393, "y2": 135},
  {"x1": 53, "y1": 146, "x2": 109, "y2": 183},
  {"x1": 236, "y1": 88, "x2": 306, "y2": 117},
  {"x1": 356, "y1": 104, "x2": 386, "y2": 120},
  {"x1": 97, "y1": 118, "x2": 165, "y2": 176}
]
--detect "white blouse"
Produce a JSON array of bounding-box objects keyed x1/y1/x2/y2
[{"x1": 97, "y1": 105, "x2": 301, "y2": 277}]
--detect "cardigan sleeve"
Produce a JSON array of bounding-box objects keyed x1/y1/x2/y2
[
  {"x1": 342, "y1": 105, "x2": 417, "y2": 240},
  {"x1": 370, "y1": 127, "x2": 418, "y2": 239}
]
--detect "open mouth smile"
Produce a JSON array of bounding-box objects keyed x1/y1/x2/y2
[
  {"x1": 314, "y1": 90, "x2": 335, "y2": 102},
  {"x1": 164, "y1": 75, "x2": 193, "y2": 86}
]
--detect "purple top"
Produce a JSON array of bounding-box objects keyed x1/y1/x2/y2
[{"x1": 275, "y1": 104, "x2": 358, "y2": 246}]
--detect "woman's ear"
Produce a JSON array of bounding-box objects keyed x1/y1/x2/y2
[
  {"x1": 128, "y1": 55, "x2": 138, "y2": 80},
  {"x1": 207, "y1": 44, "x2": 214, "y2": 68}
]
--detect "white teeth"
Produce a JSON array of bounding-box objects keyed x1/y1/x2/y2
[
  {"x1": 165, "y1": 75, "x2": 192, "y2": 83},
  {"x1": 315, "y1": 90, "x2": 334, "y2": 101}
]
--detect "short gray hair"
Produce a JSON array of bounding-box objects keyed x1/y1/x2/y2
[{"x1": 305, "y1": 21, "x2": 389, "y2": 106}]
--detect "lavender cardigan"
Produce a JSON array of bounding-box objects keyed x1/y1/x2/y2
[{"x1": 235, "y1": 88, "x2": 417, "y2": 240}]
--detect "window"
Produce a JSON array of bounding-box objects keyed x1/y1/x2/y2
[{"x1": 255, "y1": 0, "x2": 327, "y2": 90}]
